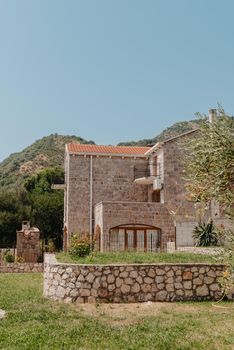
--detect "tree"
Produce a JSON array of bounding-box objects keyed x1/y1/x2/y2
[
  {"x1": 183, "y1": 107, "x2": 234, "y2": 297},
  {"x1": 0, "y1": 188, "x2": 31, "y2": 246},
  {"x1": 183, "y1": 107, "x2": 234, "y2": 219},
  {"x1": 25, "y1": 167, "x2": 64, "y2": 249}
]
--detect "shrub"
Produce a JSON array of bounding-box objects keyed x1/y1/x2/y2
[
  {"x1": 4, "y1": 251, "x2": 15, "y2": 263},
  {"x1": 69, "y1": 233, "x2": 91, "y2": 258},
  {"x1": 46, "y1": 239, "x2": 56, "y2": 253},
  {"x1": 193, "y1": 220, "x2": 218, "y2": 246}
]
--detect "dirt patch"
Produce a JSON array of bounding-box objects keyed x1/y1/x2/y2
[{"x1": 74, "y1": 302, "x2": 203, "y2": 326}]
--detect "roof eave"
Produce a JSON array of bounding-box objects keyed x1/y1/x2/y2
[
  {"x1": 67, "y1": 151, "x2": 147, "y2": 158},
  {"x1": 144, "y1": 142, "x2": 162, "y2": 156},
  {"x1": 162, "y1": 128, "x2": 200, "y2": 144}
]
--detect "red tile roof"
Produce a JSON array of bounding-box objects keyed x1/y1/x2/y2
[{"x1": 67, "y1": 143, "x2": 150, "y2": 156}]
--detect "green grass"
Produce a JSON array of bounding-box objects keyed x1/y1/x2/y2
[
  {"x1": 56, "y1": 251, "x2": 221, "y2": 265},
  {"x1": 0, "y1": 273, "x2": 233, "y2": 350}
]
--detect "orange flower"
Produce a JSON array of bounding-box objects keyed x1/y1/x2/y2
[{"x1": 222, "y1": 270, "x2": 230, "y2": 279}]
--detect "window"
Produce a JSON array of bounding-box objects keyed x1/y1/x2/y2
[{"x1": 109, "y1": 225, "x2": 161, "y2": 252}]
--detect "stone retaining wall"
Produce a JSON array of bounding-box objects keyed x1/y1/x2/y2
[
  {"x1": 44, "y1": 255, "x2": 232, "y2": 303},
  {"x1": 0, "y1": 263, "x2": 43, "y2": 273}
]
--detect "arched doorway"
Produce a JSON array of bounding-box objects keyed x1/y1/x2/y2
[{"x1": 109, "y1": 224, "x2": 161, "y2": 252}]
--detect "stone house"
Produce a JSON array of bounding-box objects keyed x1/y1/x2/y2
[{"x1": 63, "y1": 124, "x2": 229, "y2": 253}]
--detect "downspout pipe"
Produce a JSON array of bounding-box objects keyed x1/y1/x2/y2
[
  {"x1": 65, "y1": 146, "x2": 70, "y2": 251},
  {"x1": 89, "y1": 155, "x2": 93, "y2": 245}
]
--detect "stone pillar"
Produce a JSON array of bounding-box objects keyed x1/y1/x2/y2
[{"x1": 17, "y1": 222, "x2": 40, "y2": 263}]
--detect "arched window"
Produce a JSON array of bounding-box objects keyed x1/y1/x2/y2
[{"x1": 109, "y1": 224, "x2": 161, "y2": 252}]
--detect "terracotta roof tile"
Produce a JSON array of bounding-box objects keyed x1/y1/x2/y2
[{"x1": 67, "y1": 143, "x2": 150, "y2": 156}]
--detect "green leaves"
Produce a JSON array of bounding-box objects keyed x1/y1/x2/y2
[
  {"x1": 0, "y1": 168, "x2": 64, "y2": 249},
  {"x1": 25, "y1": 168, "x2": 65, "y2": 249},
  {"x1": 183, "y1": 107, "x2": 234, "y2": 219},
  {"x1": 193, "y1": 221, "x2": 218, "y2": 247},
  {"x1": 0, "y1": 188, "x2": 31, "y2": 247}
]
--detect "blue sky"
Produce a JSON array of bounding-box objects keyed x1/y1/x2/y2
[{"x1": 0, "y1": 0, "x2": 234, "y2": 162}]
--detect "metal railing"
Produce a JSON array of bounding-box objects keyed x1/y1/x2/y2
[{"x1": 133, "y1": 166, "x2": 158, "y2": 180}]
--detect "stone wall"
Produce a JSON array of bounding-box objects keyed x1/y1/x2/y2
[
  {"x1": 0, "y1": 263, "x2": 43, "y2": 273},
  {"x1": 44, "y1": 255, "x2": 231, "y2": 303},
  {"x1": 177, "y1": 246, "x2": 224, "y2": 256},
  {"x1": 163, "y1": 132, "x2": 200, "y2": 223},
  {"x1": 94, "y1": 201, "x2": 175, "y2": 251}
]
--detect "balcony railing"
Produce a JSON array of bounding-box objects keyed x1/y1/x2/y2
[{"x1": 134, "y1": 166, "x2": 158, "y2": 180}]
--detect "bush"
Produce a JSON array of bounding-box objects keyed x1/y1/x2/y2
[
  {"x1": 69, "y1": 234, "x2": 91, "y2": 258},
  {"x1": 193, "y1": 220, "x2": 218, "y2": 246},
  {"x1": 4, "y1": 250, "x2": 15, "y2": 263},
  {"x1": 46, "y1": 239, "x2": 56, "y2": 253}
]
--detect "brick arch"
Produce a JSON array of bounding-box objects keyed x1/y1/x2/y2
[{"x1": 110, "y1": 223, "x2": 162, "y2": 231}]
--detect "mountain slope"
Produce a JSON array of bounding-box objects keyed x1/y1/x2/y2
[
  {"x1": 0, "y1": 119, "x2": 202, "y2": 188},
  {"x1": 0, "y1": 134, "x2": 95, "y2": 187},
  {"x1": 118, "y1": 119, "x2": 202, "y2": 146}
]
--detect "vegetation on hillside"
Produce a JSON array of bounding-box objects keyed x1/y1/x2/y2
[
  {"x1": 118, "y1": 119, "x2": 202, "y2": 146},
  {"x1": 0, "y1": 120, "x2": 202, "y2": 188},
  {"x1": 0, "y1": 134, "x2": 94, "y2": 188}
]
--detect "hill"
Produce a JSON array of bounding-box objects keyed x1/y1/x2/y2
[
  {"x1": 0, "y1": 134, "x2": 95, "y2": 188},
  {"x1": 0, "y1": 119, "x2": 202, "y2": 188},
  {"x1": 117, "y1": 119, "x2": 202, "y2": 146}
]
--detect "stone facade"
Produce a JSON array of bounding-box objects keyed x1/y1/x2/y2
[
  {"x1": 65, "y1": 153, "x2": 149, "y2": 241},
  {"x1": 94, "y1": 201, "x2": 175, "y2": 251},
  {"x1": 0, "y1": 262, "x2": 43, "y2": 273},
  {"x1": 162, "y1": 133, "x2": 199, "y2": 220},
  {"x1": 44, "y1": 255, "x2": 232, "y2": 303}
]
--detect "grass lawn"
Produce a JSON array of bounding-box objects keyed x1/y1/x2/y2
[
  {"x1": 0, "y1": 274, "x2": 233, "y2": 350},
  {"x1": 56, "y1": 251, "x2": 222, "y2": 265}
]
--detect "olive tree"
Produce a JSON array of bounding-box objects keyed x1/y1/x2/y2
[
  {"x1": 183, "y1": 107, "x2": 234, "y2": 297},
  {"x1": 184, "y1": 107, "x2": 234, "y2": 219}
]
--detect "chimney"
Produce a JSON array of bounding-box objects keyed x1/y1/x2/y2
[
  {"x1": 22, "y1": 221, "x2": 30, "y2": 230},
  {"x1": 208, "y1": 109, "x2": 217, "y2": 124}
]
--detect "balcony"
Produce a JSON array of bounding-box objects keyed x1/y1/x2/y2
[{"x1": 134, "y1": 166, "x2": 159, "y2": 185}]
